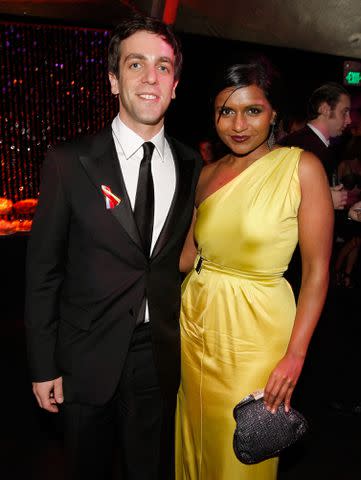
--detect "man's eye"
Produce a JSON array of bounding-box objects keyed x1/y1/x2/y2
[
  {"x1": 130, "y1": 63, "x2": 141, "y2": 70},
  {"x1": 159, "y1": 65, "x2": 169, "y2": 73}
]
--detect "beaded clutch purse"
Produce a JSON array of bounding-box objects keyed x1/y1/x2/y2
[{"x1": 233, "y1": 390, "x2": 308, "y2": 464}]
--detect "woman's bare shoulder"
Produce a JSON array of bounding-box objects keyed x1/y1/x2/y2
[
  {"x1": 298, "y1": 150, "x2": 327, "y2": 178},
  {"x1": 298, "y1": 150, "x2": 331, "y2": 199},
  {"x1": 199, "y1": 162, "x2": 218, "y2": 183}
]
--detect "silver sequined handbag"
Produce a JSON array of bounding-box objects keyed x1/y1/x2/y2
[{"x1": 233, "y1": 390, "x2": 308, "y2": 464}]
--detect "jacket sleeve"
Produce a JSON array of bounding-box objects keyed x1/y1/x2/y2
[{"x1": 25, "y1": 147, "x2": 71, "y2": 382}]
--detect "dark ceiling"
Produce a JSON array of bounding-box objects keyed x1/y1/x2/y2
[{"x1": 1, "y1": 0, "x2": 361, "y2": 58}]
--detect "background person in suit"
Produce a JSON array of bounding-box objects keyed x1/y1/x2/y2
[
  {"x1": 281, "y1": 83, "x2": 351, "y2": 296},
  {"x1": 281, "y1": 82, "x2": 351, "y2": 210},
  {"x1": 25, "y1": 15, "x2": 201, "y2": 480}
]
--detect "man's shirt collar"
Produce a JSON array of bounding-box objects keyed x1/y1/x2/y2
[
  {"x1": 112, "y1": 115, "x2": 165, "y2": 161},
  {"x1": 307, "y1": 123, "x2": 330, "y2": 147}
]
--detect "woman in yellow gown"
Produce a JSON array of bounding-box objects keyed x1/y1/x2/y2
[{"x1": 175, "y1": 63, "x2": 334, "y2": 479}]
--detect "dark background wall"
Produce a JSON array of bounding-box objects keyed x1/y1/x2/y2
[
  {"x1": 172, "y1": 32, "x2": 355, "y2": 145},
  {"x1": 1, "y1": 18, "x2": 359, "y2": 200}
]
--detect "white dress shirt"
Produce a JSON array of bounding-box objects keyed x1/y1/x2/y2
[{"x1": 111, "y1": 115, "x2": 176, "y2": 321}]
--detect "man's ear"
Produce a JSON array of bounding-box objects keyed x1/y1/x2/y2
[
  {"x1": 171, "y1": 80, "x2": 179, "y2": 100},
  {"x1": 108, "y1": 72, "x2": 119, "y2": 96},
  {"x1": 319, "y1": 101, "x2": 331, "y2": 117}
]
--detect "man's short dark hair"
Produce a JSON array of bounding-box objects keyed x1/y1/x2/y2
[
  {"x1": 307, "y1": 82, "x2": 349, "y2": 121},
  {"x1": 108, "y1": 14, "x2": 183, "y2": 80}
]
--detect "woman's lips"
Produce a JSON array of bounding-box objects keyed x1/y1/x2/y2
[{"x1": 231, "y1": 135, "x2": 250, "y2": 143}]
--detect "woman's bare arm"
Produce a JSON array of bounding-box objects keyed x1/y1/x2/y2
[
  {"x1": 179, "y1": 208, "x2": 198, "y2": 273},
  {"x1": 264, "y1": 151, "x2": 334, "y2": 412}
]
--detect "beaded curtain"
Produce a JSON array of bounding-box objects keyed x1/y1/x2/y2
[{"x1": 0, "y1": 22, "x2": 117, "y2": 201}]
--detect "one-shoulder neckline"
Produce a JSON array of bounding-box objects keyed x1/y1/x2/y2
[{"x1": 198, "y1": 148, "x2": 281, "y2": 210}]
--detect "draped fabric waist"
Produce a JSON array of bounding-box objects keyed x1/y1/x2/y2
[{"x1": 194, "y1": 253, "x2": 285, "y2": 285}]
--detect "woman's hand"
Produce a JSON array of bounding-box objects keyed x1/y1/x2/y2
[{"x1": 263, "y1": 352, "x2": 305, "y2": 413}]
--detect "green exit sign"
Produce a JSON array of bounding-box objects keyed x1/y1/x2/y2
[
  {"x1": 346, "y1": 71, "x2": 361, "y2": 85},
  {"x1": 344, "y1": 61, "x2": 361, "y2": 86}
]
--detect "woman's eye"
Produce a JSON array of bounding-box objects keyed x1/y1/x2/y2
[
  {"x1": 247, "y1": 107, "x2": 262, "y2": 115},
  {"x1": 220, "y1": 107, "x2": 233, "y2": 116}
]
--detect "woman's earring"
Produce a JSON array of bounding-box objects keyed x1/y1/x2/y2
[{"x1": 267, "y1": 122, "x2": 275, "y2": 150}]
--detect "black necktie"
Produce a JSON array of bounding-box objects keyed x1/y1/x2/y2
[{"x1": 134, "y1": 142, "x2": 155, "y2": 257}]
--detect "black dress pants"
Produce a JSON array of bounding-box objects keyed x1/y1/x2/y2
[{"x1": 62, "y1": 324, "x2": 166, "y2": 480}]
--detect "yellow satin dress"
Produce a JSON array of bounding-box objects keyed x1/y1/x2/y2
[{"x1": 175, "y1": 147, "x2": 302, "y2": 480}]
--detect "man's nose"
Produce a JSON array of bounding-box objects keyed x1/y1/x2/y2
[{"x1": 142, "y1": 65, "x2": 157, "y2": 84}]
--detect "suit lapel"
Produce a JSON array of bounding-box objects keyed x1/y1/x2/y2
[
  {"x1": 152, "y1": 137, "x2": 196, "y2": 259},
  {"x1": 79, "y1": 128, "x2": 142, "y2": 250}
]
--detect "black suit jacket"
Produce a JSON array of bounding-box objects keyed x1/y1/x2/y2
[
  {"x1": 25, "y1": 127, "x2": 202, "y2": 408},
  {"x1": 280, "y1": 125, "x2": 335, "y2": 182}
]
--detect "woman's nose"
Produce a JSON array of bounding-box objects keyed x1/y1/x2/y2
[{"x1": 232, "y1": 113, "x2": 247, "y2": 132}]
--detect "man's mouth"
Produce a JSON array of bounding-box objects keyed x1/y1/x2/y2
[{"x1": 138, "y1": 94, "x2": 158, "y2": 100}]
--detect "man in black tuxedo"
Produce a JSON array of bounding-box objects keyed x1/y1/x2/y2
[
  {"x1": 25, "y1": 15, "x2": 201, "y2": 479},
  {"x1": 281, "y1": 82, "x2": 351, "y2": 210}
]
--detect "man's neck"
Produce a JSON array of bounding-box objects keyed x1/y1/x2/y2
[
  {"x1": 308, "y1": 118, "x2": 330, "y2": 141},
  {"x1": 118, "y1": 114, "x2": 164, "y2": 141}
]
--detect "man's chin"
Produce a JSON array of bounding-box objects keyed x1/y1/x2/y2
[
  {"x1": 332, "y1": 129, "x2": 343, "y2": 137},
  {"x1": 142, "y1": 118, "x2": 163, "y2": 126},
  {"x1": 137, "y1": 114, "x2": 165, "y2": 126},
  {"x1": 135, "y1": 104, "x2": 171, "y2": 126}
]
